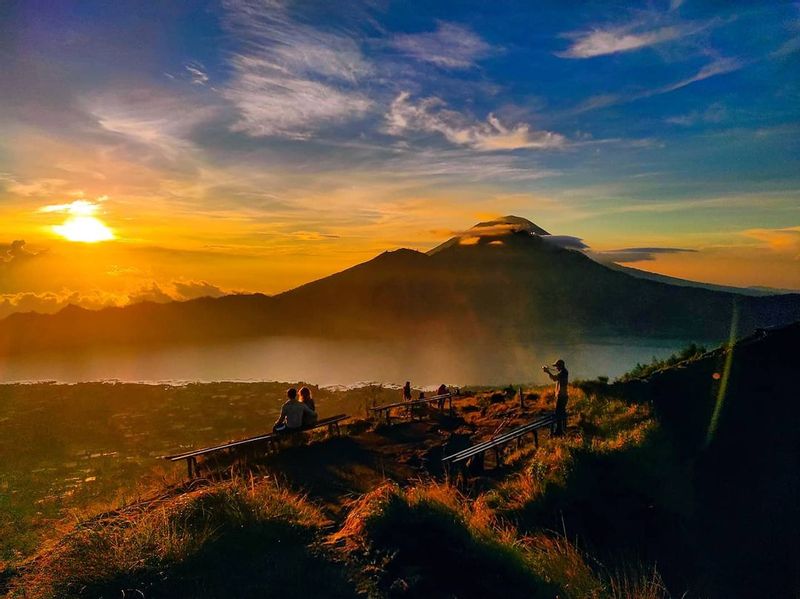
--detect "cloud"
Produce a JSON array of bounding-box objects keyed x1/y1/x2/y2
[
  {"x1": 2, "y1": 240, "x2": 36, "y2": 264},
  {"x1": 742, "y1": 226, "x2": 800, "y2": 257},
  {"x1": 221, "y1": 0, "x2": 373, "y2": 138},
  {"x1": 666, "y1": 102, "x2": 728, "y2": 126},
  {"x1": 540, "y1": 235, "x2": 590, "y2": 250},
  {"x1": 38, "y1": 199, "x2": 103, "y2": 215},
  {"x1": 657, "y1": 57, "x2": 743, "y2": 94},
  {"x1": 558, "y1": 25, "x2": 688, "y2": 58},
  {"x1": 592, "y1": 247, "x2": 698, "y2": 263},
  {"x1": 0, "y1": 289, "x2": 124, "y2": 320},
  {"x1": 571, "y1": 57, "x2": 743, "y2": 114},
  {"x1": 381, "y1": 148, "x2": 557, "y2": 181},
  {"x1": 172, "y1": 280, "x2": 228, "y2": 299},
  {"x1": 390, "y1": 22, "x2": 493, "y2": 69},
  {"x1": 0, "y1": 280, "x2": 232, "y2": 320},
  {"x1": 184, "y1": 62, "x2": 209, "y2": 85},
  {"x1": 386, "y1": 92, "x2": 566, "y2": 151}
]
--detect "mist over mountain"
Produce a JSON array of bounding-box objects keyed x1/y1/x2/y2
[{"x1": 1, "y1": 217, "x2": 799, "y2": 355}]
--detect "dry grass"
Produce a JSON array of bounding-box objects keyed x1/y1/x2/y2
[{"x1": 8, "y1": 477, "x2": 352, "y2": 599}]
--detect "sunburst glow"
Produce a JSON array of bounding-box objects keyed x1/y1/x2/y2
[{"x1": 53, "y1": 215, "x2": 115, "y2": 243}]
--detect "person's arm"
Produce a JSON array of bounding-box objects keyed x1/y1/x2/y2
[
  {"x1": 543, "y1": 368, "x2": 558, "y2": 382},
  {"x1": 274, "y1": 404, "x2": 287, "y2": 426},
  {"x1": 302, "y1": 403, "x2": 316, "y2": 416}
]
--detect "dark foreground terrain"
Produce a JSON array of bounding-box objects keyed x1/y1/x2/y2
[{"x1": 2, "y1": 322, "x2": 799, "y2": 598}]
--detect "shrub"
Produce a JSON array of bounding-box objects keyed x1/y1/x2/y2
[{"x1": 618, "y1": 343, "x2": 707, "y2": 382}]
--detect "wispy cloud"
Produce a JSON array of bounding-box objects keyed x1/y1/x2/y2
[
  {"x1": 742, "y1": 226, "x2": 800, "y2": 257},
  {"x1": 666, "y1": 102, "x2": 728, "y2": 126},
  {"x1": 221, "y1": 0, "x2": 373, "y2": 138},
  {"x1": 558, "y1": 25, "x2": 688, "y2": 58},
  {"x1": 657, "y1": 56, "x2": 743, "y2": 94},
  {"x1": 571, "y1": 57, "x2": 743, "y2": 114},
  {"x1": 593, "y1": 247, "x2": 697, "y2": 263},
  {"x1": 37, "y1": 199, "x2": 104, "y2": 215},
  {"x1": 184, "y1": 62, "x2": 209, "y2": 85},
  {"x1": 385, "y1": 92, "x2": 566, "y2": 151},
  {"x1": 390, "y1": 22, "x2": 493, "y2": 69}
]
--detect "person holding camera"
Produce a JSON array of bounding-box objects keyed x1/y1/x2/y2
[{"x1": 542, "y1": 359, "x2": 569, "y2": 436}]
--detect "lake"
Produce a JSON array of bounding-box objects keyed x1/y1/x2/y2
[{"x1": 0, "y1": 335, "x2": 712, "y2": 386}]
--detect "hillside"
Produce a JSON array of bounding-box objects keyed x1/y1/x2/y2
[
  {"x1": 1, "y1": 217, "x2": 799, "y2": 354},
  {"x1": 607, "y1": 322, "x2": 800, "y2": 596},
  {"x1": 4, "y1": 321, "x2": 799, "y2": 598}
]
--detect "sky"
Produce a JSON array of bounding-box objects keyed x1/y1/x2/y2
[{"x1": 1, "y1": 0, "x2": 799, "y2": 318}]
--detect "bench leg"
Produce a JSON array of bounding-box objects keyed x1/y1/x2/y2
[
  {"x1": 449, "y1": 396, "x2": 454, "y2": 417},
  {"x1": 533, "y1": 429, "x2": 539, "y2": 448},
  {"x1": 187, "y1": 457, "x2": 196, "y2": 479}
]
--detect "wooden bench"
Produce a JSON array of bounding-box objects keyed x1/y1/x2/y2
[
  {"x1": 442, "y1": 413, "x2": 559, "y2": 472},
  {"x1": 161, "y1": 414, "x2": 348, "y2": 478},
  {"x1": 370, "y1": 393, "x2": 453, "y2": 424}
]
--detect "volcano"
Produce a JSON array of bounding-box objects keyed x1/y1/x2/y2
[{"x1": 1, "y1": 216, "x2": 799, "y2": 354}]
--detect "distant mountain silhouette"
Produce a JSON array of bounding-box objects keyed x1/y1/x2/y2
[
  {"x1": 1, "y1": 216, "x2": 799, "y2": 354},
  {"x1": 606, "y1": 262, "x2": 798, "y2": 296}
]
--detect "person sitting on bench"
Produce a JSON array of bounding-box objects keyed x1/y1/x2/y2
[
  {"x1": 299, "y1": 386, "x2": 318, "y2": 427},
  {"x1": 273, "y1": 387, "x2": 317, "y2": 433}
]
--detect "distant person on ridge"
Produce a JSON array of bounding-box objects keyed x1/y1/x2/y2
[
  {"x1": 273, "y1": 387, "x2": 316, "y2": 433},
  {"x1": 299, "y1": 386, "x2": 318, "y2": 427},
  {"x1": 436, "y1": 383, "x2": 448, "y2": 410},
  {"x1": 402, "y1": 381, "x2": 412, "y2": 402},
  {"x1": 543, "y1": 359, "x2": 569, "y2": 436}
]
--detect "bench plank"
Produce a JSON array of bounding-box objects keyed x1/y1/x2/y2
[
  {"x1": 442, "y1": 414, "x2": 558, "y2": 464},
  {"x1": 162, "y1": 414, "x2": 348, "y2": 462},
  {"x1": 370, "y1": 393, "x2": 452, "y2": 413}
]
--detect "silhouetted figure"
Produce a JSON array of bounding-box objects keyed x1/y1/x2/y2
[
  {"x1": 299, "y1": 386, "x2": 318, "y2": 427},
  {"x1": 543, "y1": 359, "x2": 569, "y2": 436},
  {"x1": 273, "y1": 387, "x2": 316, "y2": 433},
  {"x1": 402, "y1": 381, "x2": 412, "y2": 402},
  {"x1": 437, "y1": 384, "x2": 448, "y2": 410},
  {"x1": 418, "y1": 391, "x2": 426, "y2": 400}
]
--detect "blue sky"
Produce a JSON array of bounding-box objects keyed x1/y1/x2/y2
[{"x1": 0, "y1": 0, "x2": 798, "y2": 316}]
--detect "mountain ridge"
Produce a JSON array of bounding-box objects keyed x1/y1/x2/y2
[{"x1": 1, "y1": 217, "x2": 799, "y2": 354}]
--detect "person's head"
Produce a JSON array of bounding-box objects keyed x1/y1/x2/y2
[
  {"x1": 287, "y1": 387, "x2": 298, "y2": 400},
  {"x1": 299, "y1": 386, "x2": 311, "y2": 400},
  {"x1": 553, "y1": 359, "x2": 565, "y2": 370},
  {"x1": 404, "y1": 381, "x2": 410, "y2": 388}
]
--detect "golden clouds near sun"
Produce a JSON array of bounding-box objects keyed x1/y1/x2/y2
[
  {"x1": 40, "y1": 199, "x2": 115, "y2": 243},
  {"x1": 53, "y1": 215, "x2": 114, "y2": 242}
]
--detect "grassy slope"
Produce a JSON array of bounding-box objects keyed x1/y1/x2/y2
[
  {"x1": 6, "y1": 324, "x2": 799, "y2": 597},
  {"x1": 4, "y1": 389, "x2": 673, "y2": 599}
]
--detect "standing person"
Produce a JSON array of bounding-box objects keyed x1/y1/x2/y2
[
  {"x1": 542, "y1": 359, "x2": 569, "y2": 436},
  {"x1": 299, "y1": 386, "x2": 318, "y2": 426},
  {"x1": 402, "y1": 381, "x2": 412, "y2": 402},
  {"x1": 273, "y1": 387, "x2": 316, "y2": 433},
  {"x1": 436, "y1": 384, "x2": 448, "y2": 410}
]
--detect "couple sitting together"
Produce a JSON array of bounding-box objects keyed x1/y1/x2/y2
[{"x1": 273, "y1": 386, "x2": 318, "y2": 433}]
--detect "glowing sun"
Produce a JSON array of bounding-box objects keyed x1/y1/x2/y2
[
  {"x1": 41, "y1": 199, "x2": 116, "y2": 243},
  {"x1": 54, "y1": 215, "x2": 115, "y2": 243}
]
